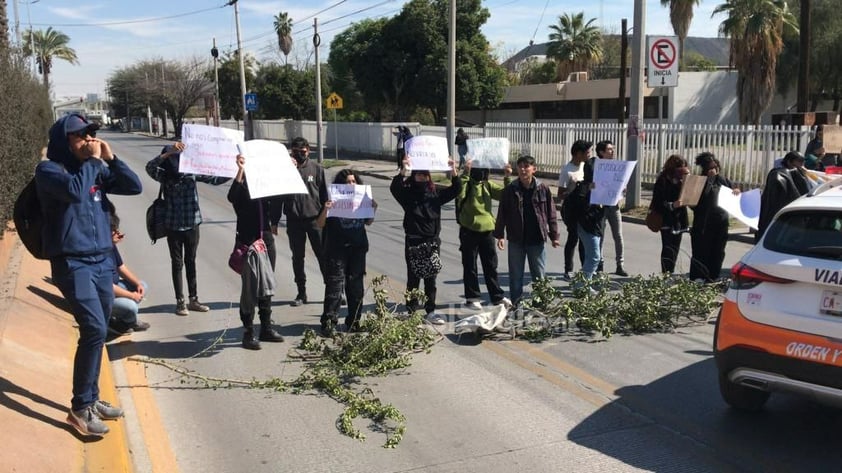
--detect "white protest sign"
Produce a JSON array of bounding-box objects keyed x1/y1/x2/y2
[
  {"x1": 466, "y1": 138, "x2": 510, "y2": 168},
  {"x1": 718, "y1": 187, "x2": 760, "y2": 230},
  {"x1": 589, "y1": 159, "x2": 637, "y2": 206},
  {"x1": 327, "y1": 184, "x2": 375, "y2": 219},
  {"x1": 405, "y1": 136, "x2": 450, "y2": 171},
  {"x1": 240, "y1": 140, "x2": 307, "y2": 199},
  {"x1": 179, "y1": 124, "x2": 243, "y2": 178}
]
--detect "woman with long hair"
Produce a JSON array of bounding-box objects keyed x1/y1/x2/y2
[
  {"x1": 690, "y1": 152, "x2": 739, "y2": 282},
  {"x1": 651, "y1": 154, "x2": 690, "y2": 274}
]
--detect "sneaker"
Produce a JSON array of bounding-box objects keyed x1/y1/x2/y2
[
  {"x1": 615, "y1": 266, "x2": 629, "y2": 277},
  {"x1": 187, "y1": 297, "x2": 210, "y2": 312},
  {"x1": 93, "y1": 400, "x2": 124, "y2": 420},
  {"x1": 494, "y1": 297, "x2": 513, "y2": 309},
  {"x1": 107, "y1": 325, "x2": 133, "y2": 337},
  {"x1": 464, "y1": 300, "x2": 483, "y2": 310},
  {"x1": 562, "y1": 272, "x2": 572, "y2": 281},
  {"x1": 291, "y1": 294, "x2": 307, "y2": 307},
  {"x1": 425, "y1": 312, "x2": 446, "y2": 325},
  {"x1": 320, "y1": 319, "x2": 338, "y2": 337},
  {"x1": 131, "y1": 321, "x2": 151, "y2": 331},
  {"x1": 175, "y1": 300, "x2": 188, "y2": 316},
  {"x1": 258, "y1": 327, "x2": 285, "y2": 342},
  {"x1": 340, "y1": 295, "x2": 347, "y2": 306},
  {"x1": 596, "y1": 262, "x2": 604, "y2": 273},
  {"x1": 242, "y1": 331, "x2": 261, "y2": 350},
  {"x1": 67, "y1": 406, "x2": 109, "y2": 437}
]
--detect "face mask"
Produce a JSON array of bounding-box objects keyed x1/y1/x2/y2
[
  {"x1": 470, "y1": 168, "x2": 485, "y2": 182},
  {"x1": 292, "y1": 150, "x2": 307, "y2": 164}
]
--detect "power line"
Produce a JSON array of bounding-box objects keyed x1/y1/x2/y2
[{"x1": 30, "y1": 4, "x2": 228, "y2": 28}]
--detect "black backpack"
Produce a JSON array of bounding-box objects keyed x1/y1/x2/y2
[{"x1": 13, "y1": 178, "x2": 48, "y2": 260}]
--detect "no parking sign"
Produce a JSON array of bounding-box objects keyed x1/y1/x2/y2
[{"x1": 647, "y1": 36, "x2": 679, "y2": 87}]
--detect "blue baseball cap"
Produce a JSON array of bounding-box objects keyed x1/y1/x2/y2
[{"x1": 64, "y1": 114, "x2": 99, "y2": 135}]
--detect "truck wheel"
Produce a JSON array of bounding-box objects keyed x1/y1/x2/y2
[{"x1": 718, "y1": 370, "x2": 770, "y2": 411}]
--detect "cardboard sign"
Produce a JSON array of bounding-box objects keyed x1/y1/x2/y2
[
  {"x1": 679, "y1": 174, "x2": 706, "y2": 206},
  {"x1": 590, "y1": 159, "x2": 637, "y2": 206},
  {"x1": 240, "y1": 140, "x2": 307, "y2": 199},
  {"x1": 404, "y1": 136, "x2": 450, "y2": 171},
  {"x1": 466, "y1": 138, "x2": 510, "y2": 169},
  {"x1": 822, "y1": 125, "x2": 842, "y2": 154},
  {"x1": 718, "y1": 187, "x2": 760, "y2": 230},
  {"x1": 327, "y1": 184, "x2": 375, "y2": 219},
  {"x1": 179, "y1": 124, "x2": 243, "y2": 178}
]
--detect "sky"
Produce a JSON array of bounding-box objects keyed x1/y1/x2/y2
[{"x1": 6, "y1": 0, "x2": 724, "y2": 100}]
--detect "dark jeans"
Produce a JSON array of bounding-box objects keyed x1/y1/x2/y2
[
  {"x1": 239, "y1": 231, "x2": 276, "y2": 328},
  {"x1": 690, "y1": 224, "x2": 729, "y2": 282},
  {"x1": 166, "y1": 227, "x2": 200, "y2": 301},
  {"x1": 405, "y1": 237, "x2": 438, "y2": 314},
  {"x1": 563, "y1": 221, "x2": 584, "y2": 272},
  {"x1": 322, "y1": 246, "x2": 367, "y2": 328},
  {"x1": 286, "y1": 218, "x2": 324, "y2": 291},
  {"x1": 396, "y1": 148, "x2": 406, "y2": 168},
  {"x1": 659, "y1": 229, "x2": 684, "y2": 274},
  {"x1": 51, "y1": 255, "x2": 114, "y2": 411},
  {"x1": 459, "y1": 227, "x2": 504, "y2": 303}
]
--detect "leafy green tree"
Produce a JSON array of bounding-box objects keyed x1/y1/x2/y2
[
  {"x1": 328, "y1": 19, "x2": 391, "y2": 121},
  {"x1": 546, "y1": 12, "x2": 603, "y2": 81},
  {"x1": 517, "y1": 58, "x2": 558, "y2": 85},
  {"x1": 660, "y1": 0, "x2": 701, "y2": 64},
  {"x1": 714, "y1": 0, "x2": 798, "y2": 125},
  {"x1": 273, "y1": 12, "x2": 293, "y2": 60},
  {"x1": 252, "y1": 63, "x2": 328, "y2": 120},
  {"x1": 22, "y1": 27, "x2": 78, "y2": 88},
  {"x1": 684, "y1": 52, "x2": 718, "y2": 71},
  {"x1": 590, "y1": 34, "x2": 623, "y2": 80},
  {"x1": 216, "y1": 50, "x2": 257, "y2": 120}
]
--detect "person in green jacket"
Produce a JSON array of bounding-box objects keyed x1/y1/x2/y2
[{"x1": 457, "y1": 160, "x2": 513, "y2": 310}]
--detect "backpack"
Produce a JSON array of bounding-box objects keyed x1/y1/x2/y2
[{"x1": 13, "y1": 178, "x2": 48, "y2": 260}]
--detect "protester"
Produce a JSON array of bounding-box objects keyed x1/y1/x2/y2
[
  {"x1": 37, "y1": 113, "x2": 142, "y2": 436},
  {"x1": 317, "y1": 169, "x2": 377, "y2": 336},
  {"x1": 282, "y1": 137, "x2": 328, "y2": 307},
  {"x1": 567, "y1": 146, "x2": 605, "y2": 283},
  {"x1": 456, "y1": 159, "x2": 513, "y2": 310},
  {"x1": 804, "y1": 125, "x2": 825, "y2": 171},
  {"x1": 757, "y1": 151, "x2": 809, "y2": 241},
  {"x1": 146, "y1": 142, "x2": 230, "y2": 316},
  {"x1": 494, "y1": 155, "x2": 560, "y2": 306},
  {"x1": 594, "y1": 140, "x2": 628, "y2": 276},
  {"x1": 106, "y1": 202, "x2": 150, "y2": 336},
  {"x1": 394, "y1": 125, "x2": 413, "y2": 170},
  {"x1": 651, "y1": 154, "x2": 690, "y2": 274},
  {"x1": 689, "y1": 152, "x2": 739, "y2": 283},
  {"x1": 455, "y1": 128, "x2": 469, "y2": 169},
  {"x1": 390, "y1": 157, "x2": 460, "y2": 325},
  {"x1": 228, "y1": 154, "x2": 285, "y2": 350},
  {"x1": 558, "y1": 141, "x2": 587, "y2": 280}
]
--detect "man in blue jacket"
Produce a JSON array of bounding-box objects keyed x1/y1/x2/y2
[{"x1": 36, "y1": 114, "x2": 142, "y2": 437}]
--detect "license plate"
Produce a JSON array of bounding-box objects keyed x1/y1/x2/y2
[{"x1": 820, "y1": 291, "x2": 842, "y2": 316}]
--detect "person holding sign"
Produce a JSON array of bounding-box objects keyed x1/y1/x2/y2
[
  {"x1": 558, "y1": 141, "x2": 588, "y2": 280},
  {"x1": 456, "y1": 160, "x2": 513, "y2": 310},
  {"x1": 651, "y1": 155, "x2": 691, "y2": 274},
  {"x1": 228, "y1": 154, "x2": 286, "y2": 350},
  {"x1": 316, "y1": 170, "x2": 376, "y2": 336},
  {"x1": 594, "y1": 140, "x2": 628, "y2": 277},
  {"x1": 689, "y1": 153, "x2": 739, "y2": 283},
  {"x1": 390, "y1": 157, "x2": 461, "y2": 325},
  {"x1": 146, "y1": 142, "x2": 231, "y2": 316},
  {"x1": 494, "y1": 155, "x2": 560, "y2": 307},
  {"x1": 757, "y1": 151, "x2": 809, "y2": 242}
]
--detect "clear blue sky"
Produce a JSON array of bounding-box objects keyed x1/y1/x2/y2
[{"x1": 6, "y1": 0, "x2": 724, "y2": 99}]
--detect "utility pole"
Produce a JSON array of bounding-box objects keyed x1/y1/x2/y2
[
  {"x1": 161, "y1": 63, "x2": 169, "y2": 137},
  {"x1": 211, "y1": 37, "x2": 221, "y2": 127},
  {"x1": 314, "y1": 18, "x2": 323, "y2": 163},
  {"x1": 12, "y1": 0, "x2": 21, "y2": 46},
  {"x1": 626, "y1": 0, "x2": 646, "y2": 208},
  {"x1": 447, "y1": 0, "x2": 456, "y2": 158},
  {"x1": 230, "y1": 0, "x2": 250, "y2": 139},
  {"x1": 796, "y1": 0, "x2": 811, "y2": 114},
  {"x1": 618, "y1": 18, "x2": 628, "y2": 125}
]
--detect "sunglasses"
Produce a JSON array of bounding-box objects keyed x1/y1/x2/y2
[{"x1": 71, "y1": 129, "x2": 96, "y2": 139}]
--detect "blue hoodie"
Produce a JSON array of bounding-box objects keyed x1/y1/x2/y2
[{"x1": 35, "y1": 114, "x2": 142, "y2": 259}]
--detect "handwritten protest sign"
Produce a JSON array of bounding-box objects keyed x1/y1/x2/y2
[
  {"x1": 589, "y1": 159, "x2": 637, "y2": 206},
  {"x1": 466, "y1": 138, "x2": 510, "y2": 168},
  {"x1": 679, "y1": 174, "x2": 706, "y2": 206},
  {"x1": 327, "y1": 184, "x2": 375, "y2": 219},
  {"x1": 823, "y1": 125, "x2": 842, "y2": 154},
  {"x1": 240, "y1": 140, "x2": 306, "y2": 199},
  {"x1": 405, "y1": 136, "x2": 450, "y2": 171},
  {"x1": 718, "y1": 187, "x2": 760, "y2": 229},
  {"x1": 179, "y1": 124, "x2": 243, "y2": 178}
]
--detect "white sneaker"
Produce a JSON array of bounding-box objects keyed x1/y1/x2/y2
[
  {"x1": 464, "y1": 300, "x2": 483, "y2": 310},
  {"x1": 495, "y1": 297, "x2": 513, "y2": 309},
  {"x1": 425, "y1": 312, "x2": 446, "y2": 325}
]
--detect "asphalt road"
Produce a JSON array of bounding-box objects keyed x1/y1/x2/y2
[{"x1": 101, "y1": 131, "x2": 842, "y2": 473}]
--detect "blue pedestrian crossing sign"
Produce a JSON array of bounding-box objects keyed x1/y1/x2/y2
[{"x1": 244, "y1": 93, "x2": 258, "y2": 111}]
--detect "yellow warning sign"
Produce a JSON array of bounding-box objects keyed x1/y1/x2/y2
[{"x1": 326, "y1": 92, "x2": 343, "y2": 110}]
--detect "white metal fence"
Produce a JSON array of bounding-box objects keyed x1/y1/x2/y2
[{"x1": 221, "y1": 119, "x2": 813, "y2": 188}]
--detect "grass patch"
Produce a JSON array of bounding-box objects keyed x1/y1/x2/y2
[{"x1": 321, "y1": 159, "x2": 349, "y2": 169}]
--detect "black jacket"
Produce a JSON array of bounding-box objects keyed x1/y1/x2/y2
[
  {"x1": 691, "y1": 174, "x2": 734, "y2": 233},
  {"x1": 283, "y1": 159, "x2": 327, "y2": 220},
  {"x1": 390, "y1": 174, "x2": 460, "y2": 240}
]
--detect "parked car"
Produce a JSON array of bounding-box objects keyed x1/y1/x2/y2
[{"x1": 715, "y1": 176, "x2": 842, "y2": 410}]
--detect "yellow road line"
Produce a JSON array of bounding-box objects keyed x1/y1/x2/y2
[
  {"x1": 124, "y1": 359, "x2": 180, "y2": 473},
  {"x1": 85, "y1": 354, "x2": 132, "y2": 472}
]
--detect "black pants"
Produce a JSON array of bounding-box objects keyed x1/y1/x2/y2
[
  {"x1": 689, "y1": 225, "x2": 729, "y2": 282},
  {"x1": 166, "y1": 227, "x2": 200, "y2": 301},
  {"x1": 563, "y1": 221, "x2": 584, "y2": 272},
  {"x1": 396, "y1": 148, "x2": 406, "y2": 168},
  {"x1": 239, "y1": 231, "x2": 276, "y2": 328},
  {"x1": 405, "y1": 237, "x2": 438, "y2": 314},
  {"x1": 659, "y1": 229, "x2": 684, "y2": 274},
  {"x1": 322, "y1": 246, "x2": 366, "y2": 328},
  {"x1": 286, "y1": 218, "x2": 324, "y2": 291},
  {"x1": 459, "y1": 227, "x2": 504, "y2": 303}
]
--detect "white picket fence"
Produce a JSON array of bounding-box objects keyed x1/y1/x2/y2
[{"x1": 221, "y1": 119, "x2": 813, "y2": 188}]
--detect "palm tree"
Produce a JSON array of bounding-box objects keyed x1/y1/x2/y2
[
  {"x1": 273, "y1": 12, "x2": 293, "y2": 60},
  {"x1": 660, "y1": 0, "x2": 701, "y2": 64},
  {"x1": 22, "y1": 27, "x2": 78, "y2": 88},
  {"x1": 546, "y1": 12, "x2": 603, "y2": 81},
  {"x1": 713, "y1": 0, "x2": 798, "y2": 125}
]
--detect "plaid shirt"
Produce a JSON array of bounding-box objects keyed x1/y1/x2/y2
[{"x1": 146, "y1": 156, "x2": 230, "y2": 231}]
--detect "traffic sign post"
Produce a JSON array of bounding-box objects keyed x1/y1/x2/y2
[
  {"x1": 326, "y1": 92, "x2": 343, "y2": 161},
  {"x1": 244, "y1": 93, "x2": 258, "y2": 112},
  {"x1": 646, "y1": 36, "x2": 679, "y2": 88}
]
